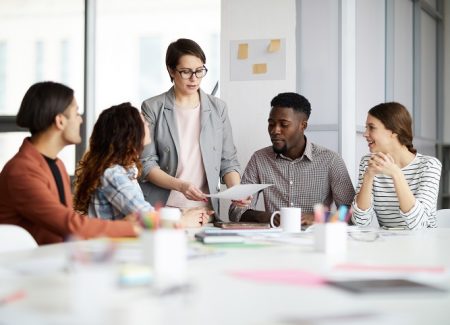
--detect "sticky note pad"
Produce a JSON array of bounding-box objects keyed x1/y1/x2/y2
[
  {"x1": 238, "y1": 43, "x2": 248, "y2": 59},
  {"x1": 252, "y1": 63, "x2": 267, "y2": 74},
  {"x1": 118, "y1": 265, "x2": 152, "y2": 287},
  {"x1": 230, "y1": 270, "x2": 326, "y2": 286},
  {"x1": 268, "y1": 39, "x2": 281, "y2": 53}
]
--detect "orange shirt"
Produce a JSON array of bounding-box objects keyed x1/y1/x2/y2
[{"x1": 0, "y1": 139, "x2": 135, "y2": 245}]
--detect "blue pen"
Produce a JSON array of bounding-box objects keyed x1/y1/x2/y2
[{"x1": 338, "y1": 205, "x2": 348, "y2": 222}]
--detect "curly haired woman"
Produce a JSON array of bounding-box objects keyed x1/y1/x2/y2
[{"x1": 74, "y1": 103, "x2": 212, "y2": 227}]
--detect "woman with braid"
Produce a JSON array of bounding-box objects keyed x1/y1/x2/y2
[{"x1": 352, "y1": 102, "x2": 441, "y2": 229}]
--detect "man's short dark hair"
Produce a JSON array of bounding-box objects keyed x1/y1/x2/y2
[
  {"x1": 270, "y1": 92, "x2": 311, "y2": 119},
  {"x1": 16, "y1": 81, "x2": 74, "y2": 135}
]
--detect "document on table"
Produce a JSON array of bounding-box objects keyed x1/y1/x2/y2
[
  {"x1": 230, "y1": 269, "x2": 326, "y2": 286},
  {"x1": 206, "y1": 184, "x2": 273, "y2": 200}
]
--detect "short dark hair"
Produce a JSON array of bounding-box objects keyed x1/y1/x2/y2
[
  {"x1": 165, "y1": 38, "x2": 206, "y2": 82},
  {"x1": 369, "y1": 102, "x2": 416, "y2": 154},
  {"x1": 270, "y1": 92, "x2": 311, "y2": 119},
  {"x1": 16, "y1": 81, "x2": 74, "y2": 135}
]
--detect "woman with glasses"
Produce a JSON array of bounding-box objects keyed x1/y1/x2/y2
[
  {"x1": 139, "y1": 38, "x2": 247, "y2": 222},
  {"x1": 351, "y1": 102, "x2": 442, "y2": 229}
]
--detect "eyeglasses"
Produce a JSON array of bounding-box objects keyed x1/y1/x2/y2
[{"x1": 175, "y1": 67, "x2": 208, "y2": 80}]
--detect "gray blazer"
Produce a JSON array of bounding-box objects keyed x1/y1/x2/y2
[{"x1": 139, "y1": 87, "x2": 241, "y2": 218}]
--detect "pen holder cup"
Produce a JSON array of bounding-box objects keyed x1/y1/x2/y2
[
  {"x1": 69, "y1": 240, "x2": 116, "y2": 323},
  {"x1": 314, "y1": 222, "x2": 347, "y2": 255},
  {"x1": 141, "y1": 229, "x2": 187, "y2": 289}
]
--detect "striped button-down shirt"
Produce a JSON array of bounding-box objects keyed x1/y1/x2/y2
[
  {"x1": 351, "y1": 153, "x2": 441, "y2": 229},
  {"x1": 229, "y1": 140, "x2": 355, "y2": 221}
]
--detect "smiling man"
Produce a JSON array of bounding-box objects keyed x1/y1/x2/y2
[{"x1": 229, "y1": 92, "x2": 355, "y2": 226}]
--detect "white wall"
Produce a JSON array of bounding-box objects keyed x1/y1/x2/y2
[
  {"x1": 298, "y1": 0, "x2": 339, "y2": 127},
  {"x1": 445, "y1": 0, "x2": 450, "y2": 142},
  {"x1": 356, "y1": 0, "x2": 385, "y2": 127},
  {"x1": 297, "y1": 0, "x2": 346, "y2": 172},
  {"x1": 222, "y1": 0, "x2": 389, "y2": 184},
  {"x1": 221, "y1": 0, "x2": 448, "y2": 215},
  {"x1": 220, "y1": 0, "x2": 296, "y2": 218},
  {"x1": 221, "y1": 0, "x2": 297, "y2": 169},
  {"x1": 389, "y1": 0, "x2": 414, "y2": 109}
]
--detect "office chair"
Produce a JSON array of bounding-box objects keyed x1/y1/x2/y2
[{"x1": 0, "y1": 225, "x2": 38, "y2": 253}]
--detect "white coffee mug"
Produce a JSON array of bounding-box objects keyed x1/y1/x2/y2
[
  {"x1": 270, "y1": 207, "x2": 302, "y2": 233},
  {"x1": 159, "y1": 207, "x2": 181, "y2": 228}
]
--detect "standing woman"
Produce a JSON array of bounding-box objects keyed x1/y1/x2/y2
[
  {"x1": 140, "y1": 38, "x2": 245, "y2": 219},
  {"x1": 352, "y1": 102, "x2": 442, "y2": 229}
]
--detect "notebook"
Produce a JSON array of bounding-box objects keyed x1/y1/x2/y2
[
  {"x1": 194, "y1": 232, "x2": 245, "y2": 244},
  {"x1": 213, "y1": 222, "x2": 271, "y2": 230},
  {"x1": 328, "y1": 278, "x2": 446, "y2": 294}
]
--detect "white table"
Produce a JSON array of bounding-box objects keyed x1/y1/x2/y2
[{"x1": 0, "y1": 227, "x2": 449, "y2": 325}]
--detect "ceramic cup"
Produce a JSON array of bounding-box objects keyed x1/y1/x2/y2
[{"x1": 270, "y1": 207, "x2": 301, "y2": 233}]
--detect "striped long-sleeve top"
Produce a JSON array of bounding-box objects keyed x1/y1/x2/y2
[{"x1": 351, "y1": 153, "x2": 441, "y2": 229}]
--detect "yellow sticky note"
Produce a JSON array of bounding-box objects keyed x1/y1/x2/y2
[
  {"x1": 268, "y1": 39, "x2": 281, "y2": 53},
  {"x1": 238, "y1": 43, "x2": 248, "y2": 59},
  {"x1": 253, "y1": 63, "x2": 267, "y2": 74}
]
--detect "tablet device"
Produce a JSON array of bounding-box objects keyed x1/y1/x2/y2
[{"x1": 328, "y1": 278, "x2": 446, "y2": 294}]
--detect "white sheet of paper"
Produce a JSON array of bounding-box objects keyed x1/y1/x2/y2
[{"x1": 206, "y1": 184, "x2": 273, "y2": 200}]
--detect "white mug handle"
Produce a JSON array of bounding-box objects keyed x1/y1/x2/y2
[{"x1": 270, "y1": 211, "x2": 281, "y2": 228}]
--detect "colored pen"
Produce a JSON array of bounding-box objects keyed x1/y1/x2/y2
[
  {"x1": 338, "y1": 205, "x2": 348, "y2": 222},
  {"x1": 329, "y1": 211, "x2": 339, "y2": 223},
  {"x1": 313, "y1": 203, "x2": 324, "y2": 223},
  {"x1": 0, "y1": 290, "x2": 26, "y2": 306},
  {"x1": 344, "y1": 207, "x2": 353, "y2": 223}
]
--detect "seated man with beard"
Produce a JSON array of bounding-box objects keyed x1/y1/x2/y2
[{"x1": 229, "y1": 92, "x2": 355, "y2": 226}]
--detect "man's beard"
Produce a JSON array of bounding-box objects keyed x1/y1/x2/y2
[{"x1": 272, "y1": 145, "x2": 287, "y2": 155}]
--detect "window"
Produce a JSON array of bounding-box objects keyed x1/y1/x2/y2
[
  {"x1": 0, "y1": 0, "x2": 221, "y2": 173},
  {"x1": 35, "y1": 41, "x2": 44, "y2": 82},
  {"x1": 139, "y1": 36, "x2": 163, "y2": 102},
  {"x1": 0, "y1": 0, "x2": 84, "y2": 173},
  {"x1": 0, "y1": 42, "x2": 6, "y2": 113},
  {"x1": 95, "y1": 0, "x2": 221, "y2": 117},
  {"x1": 60, "y1": 39, "x2": 70, "y2": 84}
]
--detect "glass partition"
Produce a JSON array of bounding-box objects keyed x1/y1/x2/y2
[{"x1": 0, "y1": 0, "x2": 84, "y2": 173}]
